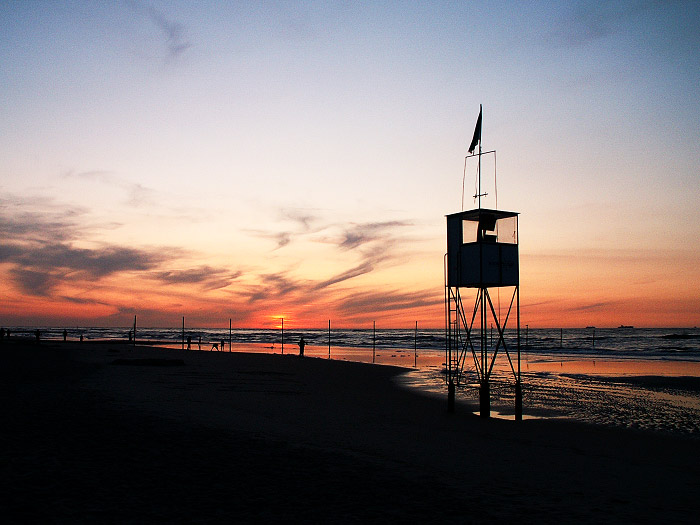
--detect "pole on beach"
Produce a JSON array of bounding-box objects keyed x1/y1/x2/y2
[
  {"x1": 414, "y1": 321, "x2": 418, "y2": 368},
  {"x1": 182, "y1": 317, "x2": 185, "y2": 350},
  {"x1": 515, "y1": 284, "x2": 522, "y2": 421},
  {"x1": 133, "y1": 315, "x2": 137, "y2": 347},
  {"x1": 525, "y1": 324, "x2": 529, "y2": 350},
  {"x1": 229, "y1": 318, "x2": 232, "y2": 352},
  {"x1": 560, "y1": 328, "x2": 563, "y2": 349},
  {"x1": 281, "y1": 318, "x2": 284, "y2": 354},
  {"x1": 373, "y1": 321, "x2": 376, "y2": 364},
  {"x1": 328, "y1": 319, "x2": 331, "y2": 359}
]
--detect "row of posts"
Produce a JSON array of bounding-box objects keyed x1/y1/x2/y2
[{"x1": 278, "y1": 317, "x2": 419, "y2": 365}]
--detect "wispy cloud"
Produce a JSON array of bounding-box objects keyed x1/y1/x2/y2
[
  {"x1": 1, "y1": 240, "x2": 174, "y2": 295},
  {"x1": 62, "y1": 170, "x2": 157, "y2": 208},
  {"x1": 248, "y1": 208, "x2": 326, "y2": 250},
  {"x1": 245, "y1": 272, "x2": 306, "y2": 303},
  {"x1": 313, "y1": 245, "x2": 391, "y2": 291},
  {"x1": 126, "y1": 0, "x2": 192, "y2": 61},
  {"x1": 0, "y1": 195, "x2": 239, "y2": 297},
  {"x1": 337, "y1": 220, "x2": 411, "y2": 250},
  {"x1": 567, "y1": 301, "x2": 613, "y2": 312},
  {"x1": 552, "y1": 1, "x2": 658, "y2": 47},
  {"x1": 339, "y1": 289, "x2": 443, "y2": 318},
  {"x1": 147, "y1": 5, "x2": 192, "y2": 59},
  {"x1": 248, "y1": 218, "x2": 414, "y2": 293},
  {"x1": 8, "y1": 268, "x2": 63, "y2": 297},
  {"x1": 154, "y1": 266, "x2": 242, "y2": 291},
  {"x1": 0, "y1": 196, "x2": 87, "y2": 242}
]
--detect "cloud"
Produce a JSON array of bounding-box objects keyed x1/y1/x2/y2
[
  {"x1": 245, "y1": 272, "x2": 306, "y2": 303},
  {"x1": 311, "y1": 221, "x2": 412, "y2": 289},
  {"x1": 567, "y1": 301, "x2": 613, "y2": 312},
  {"x1": 338, "y1": 289, "x2": 443, "y2": 318},
  {"x1": 338, "y1": 221, "x2": 411, "y2": 250},
  {"x1": 248, "y1": 209, "x2": 326, "y2": 250},
  {"x1": 552, "y1": 1, "x2": 658, "y2": 47},
  {"x1": 62, "y1": 170, "x2": 157, "y2": 208},
  {"x1": 154, "y1": 266, "x2": 242, "y2": 291},
  {"x1": 1, "y1": 194, "x2": 225, "y2": 297},
  {"x1": 1, "y1": 239, "x2": 175, "y2": 295},
  {"x1": 147, "y1": 5, "x2": 192, "y2": 59},
  {"x1": 312, "y1": 243, "x2": 394, "y2": 291},
  {"x1": 125, "y1": 0, "x2": 192, "y2": 61},
  {"x1": 8, "y1": 268, "x2": 64, "y2": 297},
  {"x1": 312, "y1": 260, "x2": 375, "y2": 290},
  {"x1": 279, "y1": 209, "x2": 319, "y2": 232},
  {"x1": 0, "y1": 196, "x2": 87, "y2": 242},
  {"x1": 247, "y1": 219, "x2": 414, "y2": 292},
  {"x1": 9, "y1": 242, "x2": 169, "y2": 277}
]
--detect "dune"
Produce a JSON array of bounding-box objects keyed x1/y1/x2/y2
[{"x1": 2, "y1": 340, "x2": 698, "y2": 522}]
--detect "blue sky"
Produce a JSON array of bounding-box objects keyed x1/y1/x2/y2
[{"x1": 1, "y1": 1, "x2": 699, "y2": 327}]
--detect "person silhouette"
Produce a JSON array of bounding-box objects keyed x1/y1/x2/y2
[{"x1": 298, "y1": 335, "x2": 306, "y2": 357}]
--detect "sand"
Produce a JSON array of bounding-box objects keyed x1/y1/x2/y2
[{"x1": 2, "y1": 340, "x2": 699, "y2": 523}]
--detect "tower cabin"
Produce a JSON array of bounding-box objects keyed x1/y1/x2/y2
[{"x1": 446, "y1": 208, "x2": 519, "y2": 288}]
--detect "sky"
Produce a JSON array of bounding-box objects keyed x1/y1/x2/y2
[{"x1": 1, "y1": 0, "x2": 699, "y2": 329}]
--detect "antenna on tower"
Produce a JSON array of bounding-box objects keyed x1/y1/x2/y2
[{"x1": 462, "y1": 105, "x2": 497, "y2": 211}]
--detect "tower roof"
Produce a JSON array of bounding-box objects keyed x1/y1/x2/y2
[{"x1": 446, "y1": 208, "x2": 519, "y2": 220}]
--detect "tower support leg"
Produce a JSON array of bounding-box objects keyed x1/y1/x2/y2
[
  {"x1": 515, "y1": 380, "x2": 522, "y2": 421},
  {"x1": 479, "y1": 380, "x2": 490, "y2": 418},
  {"x1": 448, "y1": 380, "x2": 455, "y2": 413}
]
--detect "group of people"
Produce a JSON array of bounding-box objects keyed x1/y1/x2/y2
[
  {"x1": 0, "y1": 328, "x2": 83, "y2": 343},
  {"x1": 0, "y1": 326, "x2": 309, "y2": 355}
]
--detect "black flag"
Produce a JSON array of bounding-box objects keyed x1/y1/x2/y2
[{"x1": 468, "y1": 105, "x2": 482, "y2": 154}]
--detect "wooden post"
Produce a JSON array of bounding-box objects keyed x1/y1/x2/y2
[
  {"x1": 281, "y1": 317, "x2": 284, "y2": 354},
  {"x1": 525, "y1": 324, "x2": 529, "y2": 350},
  {"x1": 229, "y1": 318, "x2": 232, "y2": 352},
  {"x1": 414, "y1": 321, "x2": 418, "y2": 368},
  {"x1": 182, "y1": 316, "x2": 185, "y2": 350},
  {"x1": 373, "y1": 321, "x2": 376, "y2": 364},
  {"x1": 328, "y1": 319, "x2": 331, "y2": 359}
]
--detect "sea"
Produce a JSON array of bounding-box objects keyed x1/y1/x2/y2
[
  {"x1": 6, "y1": 325, "x2": 700, "y2": 436},
  {"x1": 6, "y1": 325, "x2": 700, "y2": 362}
]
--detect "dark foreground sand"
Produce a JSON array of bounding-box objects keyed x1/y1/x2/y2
[{"x1": 2, "y1": 341, "x2": 699, "y2": 523}]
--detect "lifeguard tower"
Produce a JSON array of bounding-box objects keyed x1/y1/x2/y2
[{"x1": 445, "y1": 106, "x2": 522, "y2": 419}]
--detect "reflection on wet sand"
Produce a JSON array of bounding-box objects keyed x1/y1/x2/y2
[{"x1": 399, "y1": 357, "x2": 700, "y2": 437}]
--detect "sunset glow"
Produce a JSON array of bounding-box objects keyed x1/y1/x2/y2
[{"x1": 1, "y1": 1, "x2": 698, "y2": 329}]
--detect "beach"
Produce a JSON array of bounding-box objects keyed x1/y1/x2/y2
[{"x1": 3, "y1": 340, "x2": 699, "y2": 523}]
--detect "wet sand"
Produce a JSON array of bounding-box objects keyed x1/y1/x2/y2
[{"x1": 2, "y1": 340, "x2": 699, "y2": 522}]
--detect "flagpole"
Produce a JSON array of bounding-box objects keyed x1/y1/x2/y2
[
  {"x1": 478, "y1": 104, "x2": 482, "y2": 210},
  {"x1": 467, "y1": 104, "x2": 483, "y2": 209}
]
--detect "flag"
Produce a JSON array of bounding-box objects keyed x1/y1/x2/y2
[{"x1": 468, "y1": 105, "x2": 482, "y2": 154}]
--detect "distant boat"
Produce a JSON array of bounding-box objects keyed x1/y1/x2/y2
[{"x1": 618, "y1": 325, "x2": 634, "y2": 329}]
